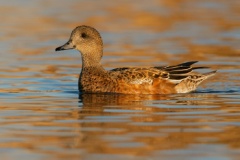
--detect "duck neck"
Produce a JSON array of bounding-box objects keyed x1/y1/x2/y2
[{"x1": 81, "y1": 51, "x2": 105, "y2": 72}]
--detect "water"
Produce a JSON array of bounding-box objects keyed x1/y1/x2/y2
[{"x1": 1, "y1": 0, "x2": 240, "y2": 159}]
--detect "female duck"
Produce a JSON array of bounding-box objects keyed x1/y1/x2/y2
[{"x1": 56, "y1": 25, "x2": 216, "y2": 94}]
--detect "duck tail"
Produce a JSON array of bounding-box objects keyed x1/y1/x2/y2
[
  {"x1": 202, "y1": 70, "x2": 217, "y2": 78},
  {"x1": 175, "y1": 70, "x2": 217, "y2": 93}
]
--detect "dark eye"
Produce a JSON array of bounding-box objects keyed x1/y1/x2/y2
[{"x1": 81, "y1": 33, "x2": 87, "y2": 38}]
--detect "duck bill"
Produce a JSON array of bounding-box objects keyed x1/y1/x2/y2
[{"x1": 55, "y1": 40, "x2": 75, "y2": 51}]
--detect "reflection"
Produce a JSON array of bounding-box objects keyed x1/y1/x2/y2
[
  {"x1": 77, "y1": 93, "x2": 173, "y2": 117},
  {"x1": 0, "y1": 91, "x2": 239, "y2": 158},
  {"x1": 79, "y1": 93, "x2": 171, "y2": 106},
  {"x1": 72, "y1": 92, "x2": 239, "y2": 156},
  {"x1": 78, "y1": 92, "x2": 222, "y2": 108}
]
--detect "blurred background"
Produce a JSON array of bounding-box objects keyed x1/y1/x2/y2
[{"x1": 0, "y1": 0, "x2": 240, "y2": 160}]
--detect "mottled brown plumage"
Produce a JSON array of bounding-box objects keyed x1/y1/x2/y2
[{"x1": 55, "y1": 25, "x2": 216, "y2": 94}]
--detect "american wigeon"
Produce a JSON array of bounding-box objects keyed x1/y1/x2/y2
[{"x1": 55, "y1": 25, "x2": 216, "y2": 94}]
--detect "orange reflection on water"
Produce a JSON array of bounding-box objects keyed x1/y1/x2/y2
[{"x1": 1, "y1": 93, "x2": 240, "y2": 159}]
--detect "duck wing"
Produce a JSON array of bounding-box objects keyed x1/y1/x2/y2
[{"x1": 109, "y1": 61, "x2": 210, "y2": 85}]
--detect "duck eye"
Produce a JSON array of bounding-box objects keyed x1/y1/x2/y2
[{"x1": 81, "y1": 33, "x2": 87, "y2": 38}]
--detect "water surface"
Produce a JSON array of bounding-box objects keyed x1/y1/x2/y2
[{"x1": 0, "y1": 0, "x2": 240, "y2": 160}]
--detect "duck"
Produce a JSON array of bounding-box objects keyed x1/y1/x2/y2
[{"x1": 55, "y1": 25, "x2": 216, "y2": 94}]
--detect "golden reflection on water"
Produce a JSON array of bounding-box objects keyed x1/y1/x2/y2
[
  {"x1": 1, "y1": 93, "x2": 240, "y2": 159},
  {"x1": 0, "y1": 0, "x2": 240, "y2": 159}
]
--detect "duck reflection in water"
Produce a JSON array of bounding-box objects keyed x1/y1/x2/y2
[{"x1": 78, "y1": 92, "x2": 219, "y2": 110}]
